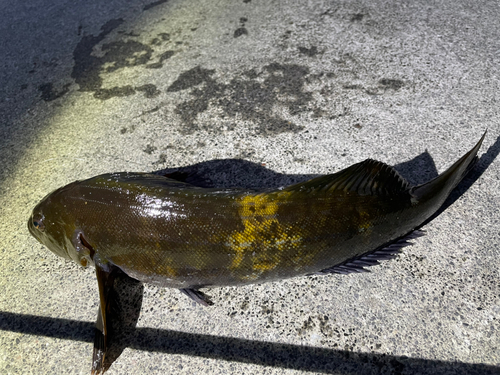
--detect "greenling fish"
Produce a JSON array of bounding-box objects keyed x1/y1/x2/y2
[{"x1": 28, "y1": 132, "x2": 485, "y2": 373}]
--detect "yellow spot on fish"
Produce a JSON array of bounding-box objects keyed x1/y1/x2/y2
[
  {"x1": 228, "y1": 192, "x2": 303, "y2": 274},
  {"x1": 357, "y1": 210, "x2": 372, "y2": 233},
  {"x1": 164, "y1": 265, "x2": 178, "y2": 277}
]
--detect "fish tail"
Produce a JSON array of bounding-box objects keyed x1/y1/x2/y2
[{"x1": 411, "y1": 131, "x2": 486, "y2": 204}]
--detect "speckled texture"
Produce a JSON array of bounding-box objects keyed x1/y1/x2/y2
[{"x1": 0, "y1": 0, "x2": 499, "y2": 374}]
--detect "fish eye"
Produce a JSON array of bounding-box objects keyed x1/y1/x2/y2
[{"x1": 33, "y1": 216, "x2": 45, "y2": 232}]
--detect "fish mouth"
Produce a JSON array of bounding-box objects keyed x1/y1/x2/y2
[
  {"x1": 27, "y1": 213, "x2": 40, "y2": 241},
  {"x1": 27, "y1": 208, "x2": 73, "y2": 261}
]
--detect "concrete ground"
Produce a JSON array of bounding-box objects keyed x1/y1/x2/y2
[{"x1": 0, "y1": 0, "x2": 499, "y2": 374}]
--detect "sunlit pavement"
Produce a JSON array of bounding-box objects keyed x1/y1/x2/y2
[{"x1": 0, "y1": 0, "x2": 499, "y2": 374}]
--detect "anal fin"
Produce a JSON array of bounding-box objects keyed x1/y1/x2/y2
[{"x1": 315, "y1": 230, "x2": 426, "y2": 275}]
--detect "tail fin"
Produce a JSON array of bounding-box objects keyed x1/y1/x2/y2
[{"x1": 411, "y1": 131, "x2": 486, "y2": 205}]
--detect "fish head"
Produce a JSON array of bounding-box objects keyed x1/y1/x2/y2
[{"x1": 28, "y1": 181, "x2": 84, "y2": 264}]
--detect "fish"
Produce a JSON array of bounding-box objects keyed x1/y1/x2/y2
[{"x1": 28, "y1": 132, "x2": 485, "y2": 373}]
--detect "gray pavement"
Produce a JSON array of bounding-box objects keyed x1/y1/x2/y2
[{"x1": 1, "y1": 0, "x2": 499, "y2": 374}]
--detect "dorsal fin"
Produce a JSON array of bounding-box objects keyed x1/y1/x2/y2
[{"x1": 283, "y1": 159, "x2": 411, "y2": 196}]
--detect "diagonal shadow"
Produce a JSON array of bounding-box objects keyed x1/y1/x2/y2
[{"x1": 0, "y1": 311, "x2": 498, "y2": 375}]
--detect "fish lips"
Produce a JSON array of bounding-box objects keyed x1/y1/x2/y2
[{"x1": 27, "y1": 205, "x2": 73, "y2": 261}]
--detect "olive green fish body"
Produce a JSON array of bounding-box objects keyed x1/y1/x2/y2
[
  {"x1": 28, "y1": 133, "x2": 485, "y2": 291},
  {"x1": 35, "y1": 169, "x2": 410, "y2": 289}
]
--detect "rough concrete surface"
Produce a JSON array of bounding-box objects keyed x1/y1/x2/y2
[{"x1": 0, "y1": 0, "x2": 499, "y2": 374}]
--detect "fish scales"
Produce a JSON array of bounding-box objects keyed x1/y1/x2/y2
[{"x1": 29, "y1": 169, "x2": 413, "y2": 288}]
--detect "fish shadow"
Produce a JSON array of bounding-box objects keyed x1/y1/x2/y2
[{"x1": 153, "y1": 150, "x2": 439, "y2": 190}]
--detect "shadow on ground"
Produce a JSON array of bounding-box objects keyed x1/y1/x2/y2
[{"x1": 0, "y1": 310, "x2": 498, "y2": 375}]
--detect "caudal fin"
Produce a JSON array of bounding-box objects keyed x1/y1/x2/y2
[{"x1": 411, "y1": 131, "x2": 486, "y2": 204}]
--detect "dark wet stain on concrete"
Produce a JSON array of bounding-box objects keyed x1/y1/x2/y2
[
  {"x1": 123, "y1": 31, "x2": 141, "y2": 37},
  {"x1": 167, "y1": 66, "x2": 214, "y2": 92},
  {"x1": 38, "y1": 82, "x2": 71, "y2": 102},
  {"x1": 146, "y1": 51, "x2": 175, "y2": 69},
  {"x1": 140, "y1": 105, "x2": 161, "y2": 116},
  {"x1": 100, "y1": 40, "x2": 154, "y2": 72},
  {"x1": 143, "y1": 144, "x2": 157, "y2": 154},
  {"x1": 364, "y1": 78, "x2": 404, "y2": 95},
  {"x1": 351, "y1": 13, "x2": 364, "y2": 22},
  {"x1": 63, "y1": 18, "x2": 172, "y2": 100},
  {"x1": 234, "y1": 28, "x2": 248, "y2": 38},
  {"x1": 379, "y1": 78, "x2": 404, "y2": 90},
  {"x1": 72, "y1": 18, "x2": 125, "y2": 93},
  {"x1": 297, "y1": 316, "x2": 316, "y2": 335},
  {"x1": 167, "y1": 63, "x2": 314, "y2": 135},
  {"x1": 136, "y1": 84, "x2": 161, "y2": 98},
  {"x1": 343, "y1": 84, "x2": 363, "y2": 90},
  {"x1": 298, "y1": 46, "x2": 319, "y2": 57},
  {"x1": 39, "y1": 16, "x2": 403, "y2": 136},
  {"x1": 150, "y1": 34, "x2": 169, "y2": 46},
  {"x1": 94, "y1": 85, "x2": 136, "y2": 100},
  {"x1": 234, "y1": 16, "x2": 248, "y2": 38},
  {"x1": 318, "y1": 315, "x2": 334, "y2": 337},
  {"x1": 343, "y1": 78, "x2": 404, "y2": 95}
]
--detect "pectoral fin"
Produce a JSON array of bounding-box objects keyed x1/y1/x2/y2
[
  {"x1": 92, "y1": 306, "x2": 106, "y2": 375},
  {"x1": 91, "y1": 257, "x2": 117, "y2": 375},
  {"x1": 180, "y1": 288, "x2": 214, "y2": 306}
]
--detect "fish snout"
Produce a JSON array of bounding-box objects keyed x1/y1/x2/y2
[{"x1": 27, "y1": 211, "x2": 45, "y2": 242}]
